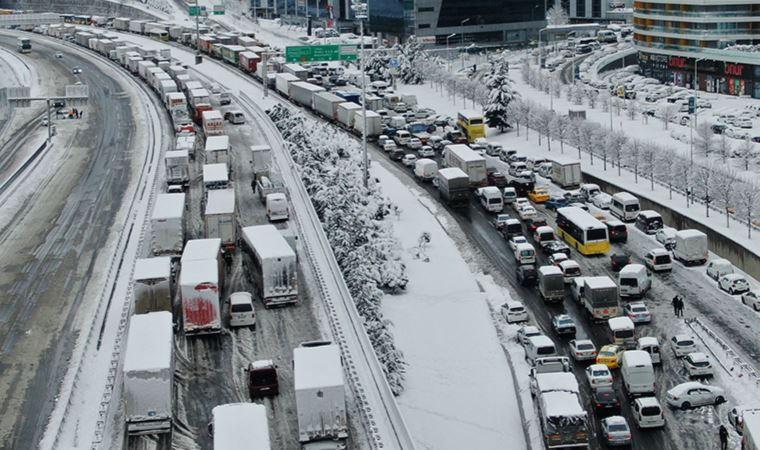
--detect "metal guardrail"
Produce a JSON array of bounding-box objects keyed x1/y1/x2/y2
[
  {"x1": 238, "y1": 91, "x2": 416, "y2": 450},
  {"x1": 686, "y1": 317, "x2": 760, "y2": 386}
]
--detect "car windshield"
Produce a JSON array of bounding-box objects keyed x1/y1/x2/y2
[
  {"x1": 592, "y1": 369, "x2": 609, "y2": 376},
  {"x1": 615, "y1": 330, "x2": 635, "y2": 339},
  {"x1": 250, "y1": 368, "x2": 277, "y2": 385},
  {"x1": 654, "y1": 255, "x2": 671, "y2": 264},
  {"x1": 625, "y1": 204, "x2": 640, "y2": 212},
  {"x1": 631, "y1": 306, "x2": 647, "y2": 313},
  {"x1": 577, "y1": 343, "x2": 594, "y2": 350},
  {"x1": 511, "y1": 306, "x2": 525, "y2": 313},
  {"x1": 559, "y1": 318, "x2": 573, "y2": 326},
  {"x1": 600, "y1": 351, "x2": 614, "y2": 357},
  {"x1": 608, "y1": 423, "x2": 629, "y2": 432},
  {"x1": 679, "y1": 339, "x2": 695, "y2": 346},
  {"x1": 497, "y1": 215, "x2": 510, "y2": 221},
  {"x1": 641, "y1": 406, "x2": 661, "y2": 416},
  {"x1": 231, "y1": 303, "x2": 253, "y2": 313},
  {"x1": 691, "y1": 360, "x2": 710, "y2": 367},
  {"x1": 620, "y1": 278, "x2": 637, "y2": 287},
  {"x1": 587, "y1": 228, "x2": 607, "y2": 241}
]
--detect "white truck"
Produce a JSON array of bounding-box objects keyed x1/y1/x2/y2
[
  {"x1": 336, "y1": 102, "x2": 361, "y2": 128},
  {"x1": 275, "y1": 72, "x2": 300, "y2": 97},
  {"x1": 180, "y1": 239, "x2": 223, "y2": 335},
  {"x1": 550, "y1": 157, "x2": 582, "y2": 189},
  {"x1": 443, "y1": 144, "x2": 486, "y2": 187},
  {"x1": 283, "y1": 63, "x2": 309, "y2": 80},
  {"x1": 202, "y1": 110, "x2": 224, "y2": 137},
  {"x1": 413, "y1": 158, "x2": 438, "y2": 181},
  {"x1": 150, "y1": 193, "x2": 185, "y2": 255},
  {"x1": 165, "y1": 150, "x2": 189, "y2": 187},
  {"x1": 204, "y1": 135, "x2": 230, "y2": 165},
  {"x1": 250, "y1": 144, "x2": 272, "y2": 178},
  {"x1": 674, "y1": 229, "x2": 708, "y2": 266},
  {"x1": 743, "y1": 410, "x2": 760, "y2": 450},
  {"x1": 241, "y1": 225, "x2": 298, "y2": 307},
  {"x1": 537, "y1": 389, "x2": 589, "y2": 449},
  {"x1": 294, "y1": 343, "x2": 348, "y2": 443},
  {"x1": 205, "y1": 189, "x2": 236, "y2": 250},
  {"x1": 211, "y1": 403, "x2": 270, "y2": 450},
  {"x1": 352, "y1": 110, "x2": 382, "y2": 137},
  {"x1": 581, "y1": 276, "x2": 620, "y2": 322},
  {"x1": 123, "y1": 311, "x2": 173, "y2": 435},
  {"x1": 133, "y1": 257, "x2": 172, "y2": 314},
  {"x1": 313, "y1": 91, "x2": 345, "y2": 121},
  {"x1": 290, "y1": 81, "x2": 325, "y2": 108},
  {"x1": 203, "y1": 163, "x2": 230, "y2": 191}
]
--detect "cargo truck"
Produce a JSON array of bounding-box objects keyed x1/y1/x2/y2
[
  {"x1": 743, "y1": 410, "x2": 760, "y2": 450},
  {"x1": 238, "y1": 50, "x2": 260, "y2": 72},
  {"x1": 123, "y1": 311, "x2": 173, "y2": 434},
  {"x1": 275, "y1": 72, "x2": 300, "y2": 97},
  {"x1": 133, "y1": 257, "x2": 172, "y2": 314},
  {"x1": 165, "y1": 150, "x2": 189, "y2": 187},
  {"x1": 538, "y1": 265, "x2": 565, "y2": 303},
  {"x1": 205, "y1": 189, "x2": 236, "y2": 250},
  {"x1": 294, "y1": 343, "x2": 348, "y2": 443},
  {"x1": 537, "y1": 389, "x2": 589, "y2": 449},
  {"x1": 313, "y1": 91, "x2": 345, "y2": 121},
  {"x1": 241, "y1": 225, "x2": 298, "y2": 307},
  {"x1": 436, "y1": 167, "x2": 470, "y2": 208},
  {"x1": 250, "y1": 144, "x2": 272, "y2": 178},
  {"x1": 290, "y1": 81, "x2": 325, "y2": 108},
  {"x1": 352, "y1": 110, "x2": 382, "y2": 137},
  {"x1": 336, "y1": 102, "x2": 361, "y2": 128},
  {"x1": 211, "y1": 403, "x2": 271, "y2": 450},
  {"x1": 176, "y1": 133, "x2": 196, "y2": 159},
  {"x1": 204, "y1": 135, "x2": 230, "y2": 164},
  {"x1": 581, "y1": 276, "x2": 620, "y2": 322},
  {"x1": 283, "y1": 63, "x2": 308, "y2": 80},
  {"x1": 150, "y1": 193, "x2": 185, "y2": 255},
  {"x1": 674, "y1": 229, "x2": 708, "y2": 266},
  {"x1": 203, "y1": 163, "x2": 229, "y2": 191},
  {"x1": 549, "y1": 158, "x2": 582, "y2": 189},
  {"x1": 179, "y1": 259, "x2": 221, "y2": 334},
  {"x1": 202, "y1": 110, "x2": 224, "y2": 137}
]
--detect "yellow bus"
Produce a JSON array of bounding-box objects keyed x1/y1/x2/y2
[
  {"x1": 457, "y1": 110, "x2": 485, "y2": 142},
  {"x1": 556, "y1": 206, "x2": 610, "y2": 255}
]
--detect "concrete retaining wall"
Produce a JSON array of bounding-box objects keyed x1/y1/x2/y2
[
  {"x1": 584, "y1": 173, "x2": 760, "y2": 280},
  {"x1": 598, "y1": 51, "x2": 639, "y2": 73},
  {"x1": 0, "y1": 0, "x2": 160, "y2": 21}
]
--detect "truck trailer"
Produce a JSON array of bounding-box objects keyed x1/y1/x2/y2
[
  {"x1": 205, "y1": 189, "x2": 236, "y2": 250},
  {"x1": 150, "y1": 193, "x2": 185, "y2": 255},
  {"x1": 241, "y1": 225, "x2": 298, "y2": 307},
  {"x1": 674, "y1": 229, "x2": 708, "y2": 266},
  {"x1": 550, "y1": 157, "x2": 582, "y2": 189},
  {"x1": 204, "y1": 135, "x2": 230, "y2": 165},
  {"x1": 443, "y1": 144, "x2": 487, "y2": 187},
  {"x1": 133, "y1": 257, "x2": 172, "y2": 314},
  {"x1": 289, "y1": 81, "x2": 325, "y2": 108},
  {"x1": 436, "y1": 167, "x2": 470, "y2": 208}
]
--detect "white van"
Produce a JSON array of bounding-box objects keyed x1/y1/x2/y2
[
  {"x1": 266, "y1": 192, "x2": 289, "y2": 222},
  {"x1": 229, "y1": 292, "x2": 256, "y2": 327},
  {"x1": 610, "y1": 192, "x2": 641, "y2": 222},
  {"x1": 579, "y1": 183, "x2": 601, "y2": 201},
  {"x1": 631, "y1": 397, "x2": 665, "y2": 429},
  {"x1": 394, "y1": 130, "x2": 411, "y2": 146},
  {"x1": 478, "y1": 186, "x2": 504, "y2": 212},
  {"x1": 414, "y1": 158, "x2": 438, "y2": 181},
  {"x1": 621, "y1": 350, "x2": 655, "y2": 397},
  {"x1": 608, "y1": 316, "x2": 636, "y2": 349},
  {"x1": 637, "y1": 337, "x2": 661, "y2": 364},
  {"x1": 525, "y1": 335, "x2": 558, "y2": 365},
  {"x1": 514, "y1": 242, "x2": 536, "y2": 265},
  {"x1": 502, "y1": 187, "x2": 517, "y2": 204},
  {"x1": 618, "y1": 264, "x2": 651, "y2": 298}
]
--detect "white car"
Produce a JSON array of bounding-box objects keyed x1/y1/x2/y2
[
  {"x1": 383, "y1": 142, "x2": 398, "y2": 153},
  {"x1": 55, "y1": 51, "x2": 63, "y2": 58},
  {"x1": 517, "y1": 325, "x2": 542, "y2": 346},
  {"x1": 558, "y1": 260, "x2": 581, "y2": 283},
  {"x1": 418, "y1": 145, "x2": 435, "y2": 157},
  {"x1": 736, "y1": 116, "x2": 754, "y2": 129},
  {"x1": 670, "y1": 334, "x2": 697, "y2": 358},
  {"x1": 655, "y1": 227, "x2": 677, "y2": 250},
  {"x1": 683, "y1": 352, "x2": 713, "y2": 378},
  {"x1": 407, "y1": 138, "x2": 423, "y2": 149},
  {"x1": 514, "y1": 197, "x2": 530, "y2": 210},
  {"x1": 378, "y1": 135, "x2": 390, "y2": 147},
  {"x1": 508, "y1": 235, "x2": 529, "y2": 252},
  {"x1": 501, "y1": 300, "x2": 529, "y2": 323},
  {"x1": 666, "y1": 382, "x2": 725, "y2": 409},
  {"x1": 601, "y1": 416, "x2": 632, "y2": 447},
  {"x1": 72, "y1": 66, "x2": 82, "y2": 74},
  {"x1": 586, "y1": 364, "x2": 614, "y2": 389},
  {"x1": 741, "y1": 291, "x2": 760, "y2": 311},
  {"x1": 643, "y1": 248, "x2": 672, "y2": 272},
  {"x1": 518, "y1": 206, "x2": 537, "y2": 221},
  {"x1": 719, "y1": 273, "x2": 750, "y2": 295},
  {"x1": 549, "y1": 252, "x2": 569, "y2": 266},
  {"x1": 624, "y1": 302, "x2": 652, "y2": 324},
  {"x1": 401, "y1": 154, "x2": 418, "y2": 167},
  {"x1": 707, "y1": 258, "x2": 734, "y2": 280},
  {"x1": 569, "y1": 339, "x2": 597, "y2": 361},
  {"x1": 592, "y1": 192, "x2": 612, "y2": 210}
]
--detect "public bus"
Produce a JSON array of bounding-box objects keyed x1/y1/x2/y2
[
  {"x1": 457, "y1": 110, "x2": 485, "y2": 142},
  {"x1": 555, "y1": 206, "x2": 610, "y2": 255},
  {"x1": 17, "y1": 37, "x2": 30, "y2": 53}
]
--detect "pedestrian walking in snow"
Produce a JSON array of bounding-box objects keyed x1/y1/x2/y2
[
  {"x1": 672, "y1": 295, "x2": 679, "y2": 316},
  {"x1": 678, "y1": 297, "x2": 685, "y2": 317},
  {"x1": 719, "y1": 424, "x2": 728, "y2": 450}
]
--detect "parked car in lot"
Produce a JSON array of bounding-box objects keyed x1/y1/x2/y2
[
  {"x1": 624, "y1": 302, "x2": 652, "y2": 324},
  {"x1": 670, "y1": 334, "x2": 697, "y2": 358},
  {"x1": 501, "y1": 301, "x2": 529, "y2": 323},
  {"x1": 601, "y1": 416, "x2": 632, "y2": 447},
  {"x1": 516, "y1": 264, "x2": 538, "y2": 286},
  {"x1": 586, "y1": 363, "x2": 614, "y2": 388},
  {"x1": 643, "y1": 248, "x2": 672, "y2": 272},
  {"x1": 656, "y1": 227, "x2": 677, "y2": 250},
  {"x1": 593, "y1": 386, "x2": 622, "y2": 415},
  {"x1": 683, "y1": 352, "x2": 713, "y2": 378},
  {"x1": 517, "y1": 325, "x2": 542, "y2": 346},
  {"x1": 666, "y1": 382, "x2": 725, "y2": 409},
  {"x1": 741, "y1": 291, "x2": 760, "y2": 311},
  {"x1": 569, "y1": 339, "x2": 597, "y2": 361},
  {"x1": 719, "y1": 273, "x2": 750, "y2": 295},
  {"x1": 552, "y1": 314, "x2": 577, "y2": 337},
  {"x1": 707, "y1": 258, "x2": 734, "y2": 280}
]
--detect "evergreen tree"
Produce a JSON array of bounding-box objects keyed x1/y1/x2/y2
[
  {"x1": 483, "y1": 58, "x2": 518, "y2": 132},
  {"x1": 395, "y1": 35, "x2": 425, "y2": 84}
]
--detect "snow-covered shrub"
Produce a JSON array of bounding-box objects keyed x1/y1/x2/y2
[{"x1": 268, "y1": 104, "x2": 408, "y2": 394}]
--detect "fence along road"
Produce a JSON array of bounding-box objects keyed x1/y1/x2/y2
[{"x1": 237, "y1": 90, "x2": 416, "y2": 450}]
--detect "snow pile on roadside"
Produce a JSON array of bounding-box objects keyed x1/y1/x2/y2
[{"x1": 268, "y1": 104, "x2": 408, "y2": 394}]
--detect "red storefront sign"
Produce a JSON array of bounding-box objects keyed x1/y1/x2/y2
[{"x1": 725, "y1": 63, "x2": 745, "y2": 77}]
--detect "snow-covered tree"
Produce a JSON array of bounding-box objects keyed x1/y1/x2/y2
[
  {"x1": 586, "y1": 89, "x2": 598, "y2": 109},
  {"x1": 641, "y1": 141, "x2": 658, "y2": 190},
  {"x1": 572, "y1": 84, "x2": 585, "y2": 105},
  {"x1": 626, "y1": 101, "x2": 638, "y2": 120},
  {"x1": 735, "y1": 136, "x2": 757, "y2": 171},
  {"x1": 607, "y1": 129, "x2": 628, "y2": 174},
  {"x1": 484, "y1": 59, "x2": 518, "y2": 132},
  {"x1": 517, "y1": 100, "x2": 533, "y2": 140},
  {"x1": 659, "y1": 104, "x2": 678, "y2": 130},
  {"x1": 626, "y1": 139, "x2": 642, "y2": 183},
  {"x1": 714, "y1": 167, "x2": 738, "y2": 228},
  {"x1": 534, "y1": 107, "x2": 553, "y2": 148},
  {"x1": 694, "y1": 121, "x2": 714, "y2": 157},
  {"x1": 364, "y1": 46, "x2": 392, "y2": 82},
  {"x1": 546, "y1": 0, "x2": 569, "y2": 25},
  {"x1": 694, "y1": 161, "x2": 716, "y2": 217},
  {"x1": 717, "y1": 133, "x2": 733, "y2": 162},
  {"x1": 655, "y1": 147, "x2": 679, "y2": 199},
  {"x1": 599, "y1": 90, "x2": 611, "y2": 112},
  {"x1": 736, "y1": 180, "x2": 760, "y2": 238},
  {"x1": 395, "y1": 35, "x2": 425, "y2": 84},
  {"x1": 550, "y1": 114, "x2": 571, "y2": 153},
  {"x1": 675, "y1": 157, "x2": 694, "y2": 207}
]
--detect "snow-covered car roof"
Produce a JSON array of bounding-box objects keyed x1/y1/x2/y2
[
  {"x1": 721, "y1": 273, "x2": 746, "y2": 281},
  {"x1": 638, "y1": 336, "x2": 659, "y2": 347},
  {"x1": 534, "y1": 372, "x2": 579, "y2": 394},
  {"x1": 685, "y1": 352, "x2": 709, "y2": 363},
  {"x1": 558, "y1": 260, "x2": 580, "y2": 269},
  {"x1": 668, "y1": 381, "x2": 721, "y2": 396}
]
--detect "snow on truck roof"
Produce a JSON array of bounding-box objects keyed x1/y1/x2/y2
[
  {"x1": 212, "y1": 403, "x2": 269, "y2": 450},
  {"x1": 202, "y1": 110, "x2": 223, "y2": 120},
  {"x1": 584, "y1": 276, "x2": 616, "y2": 289},
  {"x1": 151, "y1": 193, "x2": 185, "y2": 220},
  {"x1": 612, "y1": 192, "x2": 638, "y2": 202},
  {"x1": 205, "y1": 189, "x2": 235, "y2": 215},
  {"x1": 165, "y1": 149, "x2": 188, "y2": 159},
  {"x1": 638, "y1": 336, "x2": 659, "y2": 347},
  {"x1": 205, "y1": 135, "x2": 229, "y2": 151},
  {"x1": 608, "y1": 316, "x2": 635, "y2": 330},
  {"x1": 123, "y1": 311, "x2": 172, "y2": 373},
  {"x1": 294, "y1": 344, "x2": 344, "y2": 390},
  {"x1": 292, "y1": 81, "x2": 325, "y2": 92},
  {"x1": 458, "y1": 110, "x2": 483, "y2": 119},
  {"x1": 181, "y1": 238, "x2": 221, "y2": 262},
  {"x1": 203, "y1": 163, "x2": 229, "y2": 182},
  {"x1": 677, "y1": 229, "x2": 706, "y2": 239},
  {"x1": 241, "y1": 225, "x2": 295, "y2": 259},
  {"x1": 180, "y1": 258, "x2": 218, "y2": 286},
  {"x1": 541, "y1": 391, "x2": 586, "y2": 418},
  {"x1": 534, "y1": 372, "x2": 580, "y2": 394},
  {"x1": 438, "y1": 167, "x2": 468, "y2": 179},
  {"x1": 622, "y1": 350, "x2": 652, "y2": 367},
  {"x1": 445, "y1": 144, "x2": 485, "y2": 163},
  {"x1": 619, "y1": 263, "x2": 646, "y2": 274},
  {"x1": 338, "y1": 102, "x2": 361, "y2": 110},
  {"x1": 134, "y1": 257, "x2": 171, "y2": 281},
  {"x1": 538, "y1": 265, "x2": 562, "y2": 276},
  {"x1": 557, "y1": 206, "x2": 606, "y2": 230}
]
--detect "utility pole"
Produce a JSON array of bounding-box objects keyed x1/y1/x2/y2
[
  {"x1": 460, "y1": 18, "x2": 470, "y2": 70},
  {"x1": 358, "y1": 18, "x2": 369, "y2": 187}
]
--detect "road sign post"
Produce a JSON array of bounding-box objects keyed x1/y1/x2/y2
[
  {"x1": 285, "y1": 44, "x2": 358, "y2": 63},
  {"x1": 188, "y1": 5, "x2": 201, "y2": 16}
]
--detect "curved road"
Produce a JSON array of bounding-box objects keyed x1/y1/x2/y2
[{"x1": 0, "y1": 33, "x2": 156, "y2": 448}]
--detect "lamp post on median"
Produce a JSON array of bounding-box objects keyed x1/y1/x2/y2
[
  {"x1": 352, "y1": 2, "x2": 370, "y2": 188},
  {"x1": 460, "y1": 18, "x2": 470, "y2": 69},
  {"x1": 446, "y1": 33, "x2": 456, "y2": 72},
  {"x1": 690, "y1": 57, "x2": 705, "y2": 165}
]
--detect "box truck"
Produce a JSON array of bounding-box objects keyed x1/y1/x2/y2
[
  {"x1": 336, "y1": 102, "x2": 361, "y2": 127},
  {"x1": 150, "y1": 193, "x2": 185, "y2": 255},
  {"x1": 212, "y1": 403, "x2": 270, "y2": 450},
  {"x1": 205, "y1": 189, "x2": 236, "y2": 250},
  {"x1": 550, "y1": 157, "x2": 582, "y2": 189},
  {"x1": 352, "y1": 110, "x2": 382, "y2": 137},
  {"x1": 443, "y1": 144, "x2": 487, "y2": 187},
  {"x1": 238, "y1": 50, "x2": 260, "y2": 72},
  {"x1": 275, "y1": 72, "x2": 300, "y2": 97},
  {"x1": 414, "y1": 158, "x2": 438, "y2": 181},
  {"x1": 250, "y1": 145, "x2": 272, "y2": 178},
  {"x1": 202, "y1": 110, "x2": 224, "y2": 137},
  {"x1": 133, "y1": 257, "x2": 172, "y2": 314},
  {"x1": 179, "y1": 259, "x2": 221, "y2": 334},
  {"x1": 294, "y1": 343, "x2": 348, "y2": 443},
  {"x1": 123, "y1": 311, "x2": 173, "y2": 434},
  {"x1": 241, "y1": 225, "x2": 298, "y2": 307},
  {"x1": 283, "y1": 63, "x2": 308, "y2": 80},
  {"x1": 674, "y1": 229, "x2": 708, "y2": 266},
  {"x1": 313, "y1": 91, "x2": 344, "y2": 121},
  {"x1": 290, "y1": 81, "x2": 324, "y2": 108},
  {"x1": 437, "y1": 167, "x2": 470, "y2": 207},
  {"x1": 203, "y1": 163, "x2": 229, "y2": 191},
  {"x1": 204, "y1": 135, "x2": 230, "y2": 164}
]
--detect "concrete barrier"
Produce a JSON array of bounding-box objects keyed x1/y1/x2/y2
[{"x1": 0, "y1": 0, "x2": 160, "y2": 21}]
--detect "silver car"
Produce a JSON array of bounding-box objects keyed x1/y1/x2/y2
[
  {"x1": 601, "y1": 416, "x2": 632, "y2": 447},
  {"x1": 683, "y1": 352, "x2": 713, "y2": 378},
  {"x1": 741, "y1": 291, "x2": 760, "y2": 311}
]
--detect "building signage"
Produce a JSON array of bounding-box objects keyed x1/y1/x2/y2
[
  {"x1": 725, "y1": 63, "x2": 745, "y2": 77},
  {"x1": 669, "y1": 56, "x2": 688, "y2": 69}
]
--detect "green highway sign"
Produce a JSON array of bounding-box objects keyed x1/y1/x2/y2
[
  {"x1": 213, "y1": 4, "x2": 225, "y2": 14},
  {"x1": 188, "y1": 5, "x2": 201, "y2": 16},
  {"x1": 285, "y1": 44, "x2": 358, "y2": 63}
]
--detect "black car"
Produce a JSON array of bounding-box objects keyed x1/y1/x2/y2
[
  {"x1": 610, "y1": 253, "x2": 631, "y2": 271},
  {"x1": 516, "y1": 265, "x2": 538, "y2": 287},
  {"x1": 542, "y1": 240, "x2": 571, "y2": 256},
  {"x1": 592, "y1": 386, "x2": 621, "y2": 415}
]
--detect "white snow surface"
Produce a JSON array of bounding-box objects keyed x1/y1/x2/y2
[
  {"x1": 205, "y1": 188, "x2": 235, "y2": 215},
  {"x1": 212, "y1": 403, "x2": 270, "y2": 450},
  {"x1": 293, "y1": 344, "x2": 344, "y2": 390},
  {"x1": 123, "y1": 311, "x2": 173, "y2": 372},
  {"x1": 151, "y1": 192, "x2": 185, "y2": 220},
  {"x1": 133, "y1": 256, "x2": 171, "y2": 280},
  {"x1": 533, "y1": 372, "x2": 580, "y2": 394},
  {"x1": 373, "y1": 163, "x2": 528, "y2": 450},
  {"x1": 241, "y1": 224, "x2": 295, "y2": 259},
  {"x1": 181, "y1": 237, "x2": 222, "y2": 262},
  {"x1": 180, "y1": 258, "x2": 219, "y2": 285}
]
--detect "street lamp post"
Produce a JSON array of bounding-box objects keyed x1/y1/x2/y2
[
  {"x1": 538, "y1": 27, "x2": 546, "y2": 67},
  {"x1": 690, "y1": 57, "x2": 705, "y2": 164},
  {"x1": 446, "y1": 33, "x2": 456, "y2": 72},
  {"x1": 460, "y1": 18, "x2": 470, "y2": 69}
]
